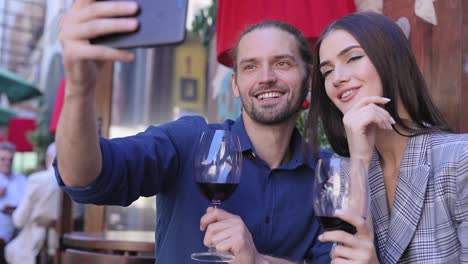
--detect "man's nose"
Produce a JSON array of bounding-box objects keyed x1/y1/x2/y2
[{"x1": 258, "y1": 65, "x2": 277, "y2": 84}]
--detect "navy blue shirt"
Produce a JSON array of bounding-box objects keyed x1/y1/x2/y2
[{"x1": 55, "y1": 116, "x2": 331, "y2": 263}]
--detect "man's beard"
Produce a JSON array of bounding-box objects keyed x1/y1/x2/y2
[{"x1": 240, "y1": 78, "x2": 308, "y2": 125}]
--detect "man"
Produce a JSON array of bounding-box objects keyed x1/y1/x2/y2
[
  {"x1": 55, "y1": 1, "x2": 331, "y2": 263},
  {"x1": 0, "y1": 142, "x2": 26, "y2": 263},
  {"x1": 5, "y1": 143, "x2": 59, "y2": 264}
]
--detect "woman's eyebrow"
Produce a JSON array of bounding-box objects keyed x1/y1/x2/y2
[{"x1": 319, "y1": 45, "x2": 361, "y2": 68}]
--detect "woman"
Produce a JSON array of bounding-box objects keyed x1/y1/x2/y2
[{"x1": 305, "y1": 12, "x2": 468, "y2": 263}]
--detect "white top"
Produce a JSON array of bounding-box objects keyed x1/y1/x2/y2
[
  {"x1": 0, "y1": 172, "x2": 27, "y2": 241},
  {"x1": 5, "y1": 167, "x2": 60, "y2": 263}
]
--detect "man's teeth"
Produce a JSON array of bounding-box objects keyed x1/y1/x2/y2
[
  {"x1": 258, "y1": 92, "x2": 282, "y2": 100},
  {"x1": 341, "y1": 90, "x2": 354, "y2": 99}
]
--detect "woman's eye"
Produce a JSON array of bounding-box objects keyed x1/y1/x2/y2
[
  {"x1": 321, "y1": 69, "x2": 333, "y2": 78},
  {"x1": 348, "y1": 55, "x2": 363, "y2": 62}
]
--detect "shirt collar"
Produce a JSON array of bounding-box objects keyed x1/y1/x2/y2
[
  {"x1": 231, "y1": 115, "x2": 310, "y2": 168},
  {"x1": 288, "y1": 128, "x2": 309, "y2": 168},
  {"x1": 231, "y1": 115, "x2": 254, "y2": 153}
]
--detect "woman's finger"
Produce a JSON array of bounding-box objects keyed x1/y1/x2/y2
[
  {"x1": 330, "y1": 243, "x2": 358, "y2": 260},
  {"x1": 344, "y1": 103, "x2": 394, "y2": 132},
  {"x1": 349, "y1": 96, "x2": 391, "y2": 111},
  {"x1": 319, "y1": 230, "x2": 358, "y2": 246},
  {"x1": 334, "y1": 210, "x2": 371, "y2": 238}
]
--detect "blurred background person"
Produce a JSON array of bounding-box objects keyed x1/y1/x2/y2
[
  {"x1": 4, "y1": 142, "x2": 59, "y2": 264},
  {"x1": 0, "y1": 142, "x2": 26, "y2": 264}
]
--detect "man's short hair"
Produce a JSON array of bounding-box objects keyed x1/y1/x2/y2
[{"x1": 0, "y1": 142, "x2": 16, "y2": 153}]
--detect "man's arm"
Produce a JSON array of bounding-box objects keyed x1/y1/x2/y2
[
  {"x1": 56, "y1": 0, "x2": 138, "y2": 187},
  {"x1": 56, "y1": 82, "x2": 101, "y2": 187}
]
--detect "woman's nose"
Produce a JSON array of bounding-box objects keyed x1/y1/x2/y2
[{"x1": 332, "y1": 66, "x2": 350, "y2": 86}]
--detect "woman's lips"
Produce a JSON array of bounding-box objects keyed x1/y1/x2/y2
[{"x1": 338, "y1": 87, "x2": 359, "y2": 102}]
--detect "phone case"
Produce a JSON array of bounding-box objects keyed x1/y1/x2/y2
[{"x1": 91, "y1": 0, "x2": 188, "y2": 48}]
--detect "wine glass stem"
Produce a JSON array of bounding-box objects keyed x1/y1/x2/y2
[
  {"x1": 209, "y1": 201, "x2": 221, "y2": 254},
  {"x1": 212, "y1": 200, "x2": 221, "y2": 208}
]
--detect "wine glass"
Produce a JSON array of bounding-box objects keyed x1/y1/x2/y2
[
  {"x1": 312, "y1": 157, "x2": 369, "y2": 236},
  {"x1": 191, "y1": 129, "x2": 242, "y2": 262}
]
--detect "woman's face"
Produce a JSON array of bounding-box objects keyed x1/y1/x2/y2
[{"x1": 318, "y1": 29, "x2": 383, "y2": 114}]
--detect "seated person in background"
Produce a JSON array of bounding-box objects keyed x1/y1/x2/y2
[
  {"x1": 0, "y1": 142, "x2": 27, "y2": 263},
  {"x1": 5, "y1": 143, "x2": 59, "y2": 264}
]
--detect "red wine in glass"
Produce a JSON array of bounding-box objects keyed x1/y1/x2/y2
[
  {"x1": 196, "y1": 183, "x2": 239, "y2": 205},
  {"x1": 318, "y1": 216, "x2": 357, "y2": 234},
  {"x1": 312, "y1": 158, "x2": 369, "y2": 237},
  {"x1": 191, "y1": 130, "x2": 242, "y2": 263}
]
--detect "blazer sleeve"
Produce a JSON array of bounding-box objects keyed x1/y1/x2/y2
[{"x1": 456, "y1": 143, "x2": 468, "y2": 262}]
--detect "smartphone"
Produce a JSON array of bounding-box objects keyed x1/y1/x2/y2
[{"x1": 91, "y1": 0, "x2": 188, "y2": 48}]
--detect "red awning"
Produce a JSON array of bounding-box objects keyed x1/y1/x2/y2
[
  {"x1": 50, "y1": 78, "x2": 65, "y2": 133},
  {"x1": 216, "y1": 0, "x2": 356, "y2": 67},
  {"x1": 7, "y1": 117, "x2": 37, "y2": 152}
]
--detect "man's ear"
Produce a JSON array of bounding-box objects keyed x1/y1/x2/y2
[{"x1": 231, "y1": 72, "x2": 240, "y2": 97}]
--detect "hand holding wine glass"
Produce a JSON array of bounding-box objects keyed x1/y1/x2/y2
[
  {"x1": 200, "y1": 207, "x2": 259, "y2": 264},
  {"x1": 192, "y1": 129, "x2": 242, "y2": 262},
  {"x1": 313, "y1": 157, "x2": 369, "y2": 233},
  {"x1": 321, "y1": 210, "x2": 378, "y2": 263},
  {"x1": 313, "y1": 157, "x2": 377, "y2": 262}
]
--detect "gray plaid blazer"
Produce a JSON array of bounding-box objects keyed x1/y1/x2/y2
[{"x1": 369, "y1": 132, "x2": 468, "y2": 263}]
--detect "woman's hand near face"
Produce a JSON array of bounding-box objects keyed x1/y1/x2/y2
[
  {"x1": 342, "y1": 96, "x2": 395, "y2": 163},
  {"x1": 319, "y1": 210, "x2": 379, "y2": 264}
]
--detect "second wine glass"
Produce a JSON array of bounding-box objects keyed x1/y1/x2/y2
[
  {"x1": 312, "y1": 157, "x2": 369, "y2": 235},
  {"x1": 191, "y1": 129, "x2": 242, "y2": 263}
]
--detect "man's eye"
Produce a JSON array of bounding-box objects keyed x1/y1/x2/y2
[
  {"x1": 243, "y1": 65, "x2": 255, "y2": 71},
  {"x1": 276, "y1": 61, "x2": 291, "y2": 68}
]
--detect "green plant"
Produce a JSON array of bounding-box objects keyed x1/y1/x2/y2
[
  {"x1": 191, "y1": 0, "x2": 217, "y2": 50},
  {"x1": 296, "y1": 109, "x2": 330, "y2": 150}
]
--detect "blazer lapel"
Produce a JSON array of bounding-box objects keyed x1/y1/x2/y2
[
  {"x1": 368, "y1": 150, "x2": 391, "y2": 259},
  {"x1": 382, "y1": 134, "x2": 431, "y2": 264}
]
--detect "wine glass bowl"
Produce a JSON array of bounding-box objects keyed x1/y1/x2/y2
[
  {"x1": 312, "y1": 157, "x2": 369, "y2": 235},
  {"x1": 191, "y1": 129, "x2": 242, "y2": 262}
]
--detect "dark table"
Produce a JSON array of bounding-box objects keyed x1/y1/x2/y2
[{"x1": 63, "y1": 231, "x2": 155, "y2": 254}]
